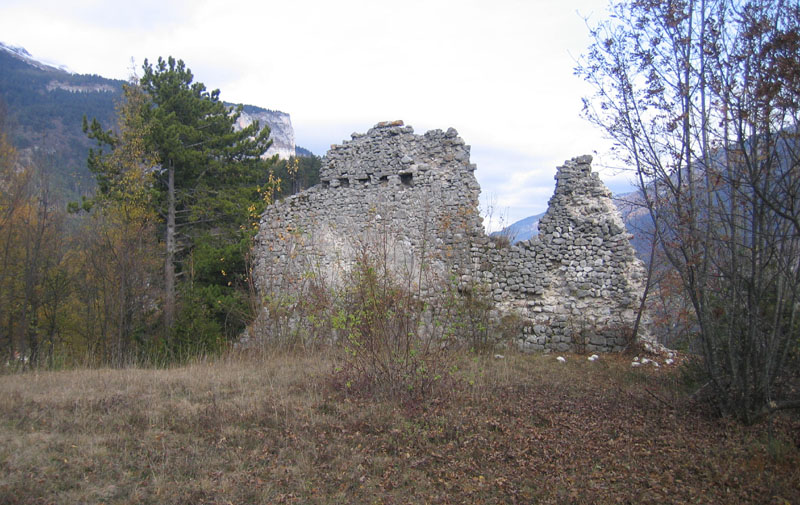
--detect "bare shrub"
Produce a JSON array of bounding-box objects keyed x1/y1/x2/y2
[
  {"x1": 444, "y1": 283, "x2": 522, "y2": 352},
  {"x1": 579, "y1": 0, "x2": 800, "y2": 422},
  {"x1": 329, "y1": 249, "x2": 454, "y2": 401}
]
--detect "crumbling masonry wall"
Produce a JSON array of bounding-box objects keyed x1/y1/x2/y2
[
  {"x1": 252, "y1": 121, "x2": 647, "y2": 352},
  {"x1": 477, "y1": 156, "x2": 646, "y2": 351}
]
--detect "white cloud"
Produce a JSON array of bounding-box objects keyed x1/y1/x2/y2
[{"x1": 0, "y1": 0, "x2": 626, "y2": 225}]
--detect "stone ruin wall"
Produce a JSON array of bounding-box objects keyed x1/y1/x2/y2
[
  {"x1": 252, "y1": 121, "x2": 647, "y2": 352},
  {"x1": 252, "y1": 121, "x2": 484, "y2": 300},
  {"x1": 482, "y1": 157, "x2": 646, "y2": 351}
]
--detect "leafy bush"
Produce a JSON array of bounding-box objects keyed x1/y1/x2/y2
[{"x1": 330, "y1": 250, "x2": 453, "y2": 401}]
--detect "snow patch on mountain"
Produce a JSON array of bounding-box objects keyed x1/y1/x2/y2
[{"x1": 0, "y1": 41, "x2": 72, "y2": 73}]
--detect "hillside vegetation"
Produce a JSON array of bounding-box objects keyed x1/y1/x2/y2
[
  {"x1": 1, "y1": 351, "x2": 798, "y2": 504},
  {"x1": 0, "y1": 46, "x2": 122, "y2": 195},
  {"x1": 0, "y1": 55, "x2": 322, "y2": 368}
]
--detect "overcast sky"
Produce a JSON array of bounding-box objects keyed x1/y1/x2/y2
[{"x1": 0, "y1": 0, "x2": 630, "y2": 230}]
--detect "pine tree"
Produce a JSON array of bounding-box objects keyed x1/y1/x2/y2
[
  {"x1": 84, "y1": 57, "x2": 274, "y2": 356},
  {"x1": 138, "y1": 57, "x2": 272, "y2": 349}
]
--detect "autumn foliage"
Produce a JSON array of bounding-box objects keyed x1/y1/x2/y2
[{"x1": 579, "y1": 0, "x2": 800, "y2": 422}]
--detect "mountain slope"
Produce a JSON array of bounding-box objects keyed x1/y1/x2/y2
[
  {"x1": 493, "y1": 212, "x2": 546, "y2": 243},
  {"x1": 0, "y1": 42, "x2": 123, "y2": 195},
  {"x1": 0, "y1": 42, "x2": 297, "y2": 197}
]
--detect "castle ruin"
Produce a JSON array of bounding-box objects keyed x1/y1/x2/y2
[{"x1": 252, "y1": 121, "x2": 647, "y2": 352}]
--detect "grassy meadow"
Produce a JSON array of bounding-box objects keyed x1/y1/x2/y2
[{"x1": 0, "y1": 349, "x2": 798, "y2": 504}]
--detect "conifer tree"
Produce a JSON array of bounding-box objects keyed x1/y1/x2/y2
[
  {"x1": 138, "y1": 57, "x2": 272, "y2": 348},
  {"x1": 85, "y1": 57, "x2": 274, "y2": 354}
]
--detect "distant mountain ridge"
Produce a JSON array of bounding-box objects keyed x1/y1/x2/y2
[
  {"x1": 493, "y1": 212, "x2": 546, "y2": 243},
  {"x1": 0, "y1": 42, "x2": 298, "y2": 196},
  {"x1": 0, "y1": 42, "x2": 72, "y2": 73},
  {"x1": 0, "y1": 42, "x2": 124, "y2": 195}
]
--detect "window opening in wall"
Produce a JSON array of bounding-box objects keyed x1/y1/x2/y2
[
  {"x1": 321, "y1": 181, "x2": 330, "y2": 188},
  {"x1": 357, "y1": 177, "x2": 370, "y2": 184},
  {"x1": 400, "y1": 173, "x2": 413, "y2": 187},
  {"x1": 339, "y1": 178, "x2": 350, "y2": 188},
  {"x1": 379, "y1": 175, "x2": 389, "y2": 184}
]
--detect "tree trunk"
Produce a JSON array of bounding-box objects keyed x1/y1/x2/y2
[
  {"x1": 631, "y1": 223, "x2": 657, "y2": 345},
  {"x1": 165, "y1": 159, "x2": 176, "y2": 336}
]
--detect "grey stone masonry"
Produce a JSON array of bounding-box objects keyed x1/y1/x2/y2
[
  {"x1": 486, "y1": 155, "x2": 647, "y2": 352},
  {"x1": 252, "y1": 121, "x2": 647, "y2": 352}
]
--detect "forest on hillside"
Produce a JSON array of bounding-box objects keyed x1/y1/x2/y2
[
  {"x1": 0, "y1": 55, "x2": 320, "y2": 367},
  {"x1": 0, "y1": 49, "x2": 122, "y2": 195}
]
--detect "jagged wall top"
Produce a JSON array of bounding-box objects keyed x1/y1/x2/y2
[
  {"x1": 538, "y1": 154, "x2": 626, "y2": 241},
  {"x1": 252, "y1": 121, "x2": 484, "y2": 298},
  {"x1": 483, "y1": 155, "x2": 647, "y2": 352},
  {"x1": 320, "y1": 120, "x2": 475, "y2": 185}
]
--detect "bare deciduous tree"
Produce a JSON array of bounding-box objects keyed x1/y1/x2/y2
[{"x1": 578, "y1": 0, "x2": 800, "y2": 422}]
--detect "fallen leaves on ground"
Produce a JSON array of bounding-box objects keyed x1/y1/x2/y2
[{"x1": 0, "y1": 352, "x2": 797, "y2": 504}]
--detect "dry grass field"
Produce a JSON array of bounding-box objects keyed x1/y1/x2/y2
[{"x1": 1, "y1": 349, "x2": 798, "y2": 504}]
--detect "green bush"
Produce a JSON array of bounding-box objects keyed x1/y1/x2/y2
[{"x1": 330, "y1": 250, "x2": 452, "y2": 401}]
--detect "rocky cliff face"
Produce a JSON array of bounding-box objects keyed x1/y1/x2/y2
[
  {"x1": 45, "y1": 81, "x2": 117, "y2": 93},
  {"x1": 235, "y1": 106, "x2": 295, "y2": 159}
]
